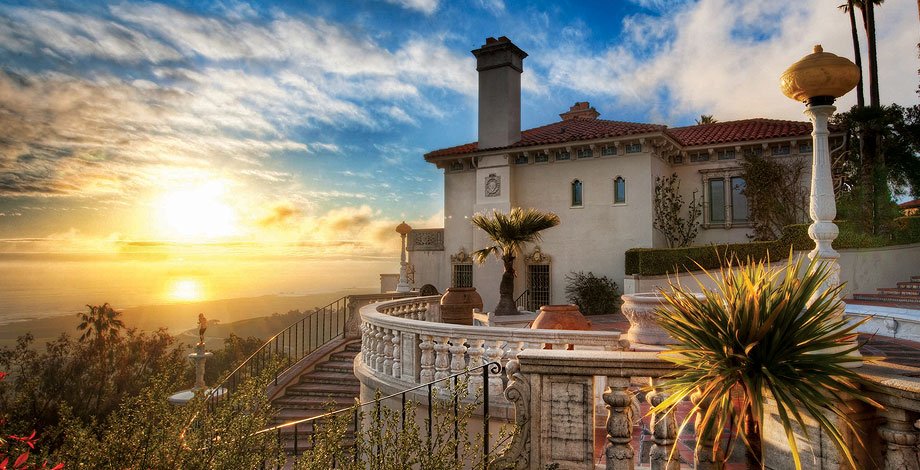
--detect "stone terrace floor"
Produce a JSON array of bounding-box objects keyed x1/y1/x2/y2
[{"x1": 585, "y1": 312, "x2": 920, "y2": 468}]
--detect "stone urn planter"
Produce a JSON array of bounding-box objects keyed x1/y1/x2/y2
[
  {"x1": 621, "y1": 292, "x2": 701, "y2": 346},
  {"x1": 531, "y1": 304, "x2": 592, "y2": 331},
  {"x1": 439, "y1": 287, "x2": 483, "y2": 326}
]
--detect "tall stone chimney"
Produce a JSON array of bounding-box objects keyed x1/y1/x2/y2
[{"x1": 471, "y1": 36, "x2": 528, "y2": 149}]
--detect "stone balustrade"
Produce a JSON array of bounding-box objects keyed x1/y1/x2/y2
[{"x1": 359, "y1": 296, "x2": 628, "y2": 398}]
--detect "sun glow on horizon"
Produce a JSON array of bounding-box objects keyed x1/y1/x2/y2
[
  {"x1": 154, "y1": 181, "x2": 240, "y2": 242},
  {"x1": 167, "y1": 278, "x2": 205, "y2": 302}
]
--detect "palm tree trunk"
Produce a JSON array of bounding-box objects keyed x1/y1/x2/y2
[
  {"x1": 847, "y1": 0, "x2": 865, "y2": 108},
  {"x1": 864, "y1": 0, "x2": 880, "y2": 108},
  {"x1": 494, "y1": 254, "x2": 519, "y2": 316}
]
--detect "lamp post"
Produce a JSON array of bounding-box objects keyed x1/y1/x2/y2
[
  {"x1": 395, "y1": 221, "x2": 412, "y2": 293},
  {"x1": 780, "y1": 44, "x2": 861, "y2": 363}
]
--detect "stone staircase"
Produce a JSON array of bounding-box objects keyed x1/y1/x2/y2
[
  {"x1": 270, "y1": 341, "x2": 361, "y2": 454},
  {"x1": 850, "y1": 275, "x2": 920, "y2": 309}
]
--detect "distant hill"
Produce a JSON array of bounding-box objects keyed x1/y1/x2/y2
[{"x1": 0, "y1": 289, "x2": 372, "y2": 348}]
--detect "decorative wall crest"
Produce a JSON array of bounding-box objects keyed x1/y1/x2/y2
[
  {"x1": 525, "y1": 246, "x2": 550, "y2": 264},
  {"x1": 450, "y1": 248, "x2": 472, "y2": 263},
  {"x1": 485, "y1": 173, "x2": 501, "y2": 197}
]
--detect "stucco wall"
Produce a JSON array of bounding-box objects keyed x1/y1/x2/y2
[{"x1": 442, "y1": 169, "x2": 476, "y2": 293}]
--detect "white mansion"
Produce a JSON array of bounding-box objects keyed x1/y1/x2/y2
[{"x1": 406, "y1": 36, "x2": 835, "y2": 313}]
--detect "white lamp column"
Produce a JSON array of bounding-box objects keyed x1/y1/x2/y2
[
  {"x1": 781, "y1": 44, "x2": 861, "y2": 364},
  {"x1": 395, "y1": 221, "x2": 412, "y2": 293}
]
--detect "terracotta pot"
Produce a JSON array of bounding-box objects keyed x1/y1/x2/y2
[
  {"x1": 439, "y1": 287, "x2": 483, "y2": 326},
  {"x1": 531, "y1": 304, "x2": 591, "y2": 331}
]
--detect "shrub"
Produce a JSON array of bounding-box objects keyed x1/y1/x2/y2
[
  {"x1": 625, "y1": 218, "x2": 920, "y2": 276},
  {"x1": 564, "y1": 272, "x2": 620, "y2": 316}
]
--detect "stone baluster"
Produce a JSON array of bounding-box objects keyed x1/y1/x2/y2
[
  {"x1": 691, "y1": 390, "x2": 722, "y2": 470},
  {"x1": 419, "y1": 334, "x2": 435, "y2": 383},
  {"x1": 647, "y1": 378, "x2": 679, "y2": 470},
  {"x1": 485, "y1": 339, "x2": 506, "y2": 397},
  {"x1": 360, "y1": 323, "x2": 369, "y2": 364},
  {"x1": 382, "y1": 328, "x2": 394, "y2": 374},
  {"x1": 374, "y1": 327, "x2": 386, "y2": 372},
  {"x1": 467, "y1": 338, "x2": 486, "y2": 394},
  {"x1": 390, "y1": 331, "x2": 401, "y2": 379},
  {"x1": 604, "y1": 376, "x2": 635, "y2": 470},
  {"x1": 448, "y1": 337, "x2": 468, "y2": 389},
  {"x1": 433, "y1": 336, "x2": 451, "y2": 383},
  {"x1": 366, "y1": 325, "x2": 377, "y2": 367},
  {"x1": 879, "y1": 408, "x2": 920, "y2": 470}
]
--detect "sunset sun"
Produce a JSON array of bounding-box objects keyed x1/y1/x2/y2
[{"x1": 155, "y1": 181, "x2": 240, "y2": 241}]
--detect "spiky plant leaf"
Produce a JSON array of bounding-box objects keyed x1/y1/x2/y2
[{"x1": 650, "y1": 254, "x2": 881, "y2": 470}]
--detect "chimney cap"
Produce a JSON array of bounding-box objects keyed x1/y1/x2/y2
[
  {"x1": 560, "y1": 101, "x2": 600, "y2": 121},
  {"x1": 472, "y1": 36, "x2": 528, "y2": 66}
]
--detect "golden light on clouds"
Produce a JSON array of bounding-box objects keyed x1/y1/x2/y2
[{"x1": 154, "y1": 181, "x2": 240, "y2": 241}]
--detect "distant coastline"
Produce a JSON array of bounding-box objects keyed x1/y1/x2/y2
[{"x1": 0, "y1": 288, "x2": 375, "y2": 348}]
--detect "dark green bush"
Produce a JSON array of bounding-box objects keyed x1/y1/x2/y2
[
  {"x1": 625, "y1": 218, "x2": 920, "y2": 276},
  {"x1": 564, "y1": 272, "x2": 620, "y2": 315}
]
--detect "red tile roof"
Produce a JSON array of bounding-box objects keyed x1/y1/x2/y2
[
  {"x1": 666, "y1": 118, "x2": 813, "y2": 147},
  {"x1": 424, "y1": 117, "x2": 817, "y2": 159},
  {"x1": 424, "y1": 119, "x2": 665, "y2": 159},
  {"x1": 900, "y1": 199, "x2": 920, "y2": 210}
]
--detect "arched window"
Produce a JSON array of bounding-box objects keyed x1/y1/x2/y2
[
  {"x1": 571, "y1": 179, "x2": 583, "y2": 207},
  {"x1": 614, "y1": 176, "x2": 626, "y2": 204}
]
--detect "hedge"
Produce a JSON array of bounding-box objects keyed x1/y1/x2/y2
[{"x1": 625, "y1": 217, "x2": 920, "y2": 276}]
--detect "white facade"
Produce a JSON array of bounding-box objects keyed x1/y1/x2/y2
[{"x1": 407, "y1": 37, "x2": 828, "y2": 313}]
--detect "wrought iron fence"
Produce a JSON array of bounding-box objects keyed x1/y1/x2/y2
[
  {"x1": 254, "y1": 361, "x2": 504, "y2": 469},
  {"x1": 207, "y1": 296, "x2": 350, "y2": 407}
]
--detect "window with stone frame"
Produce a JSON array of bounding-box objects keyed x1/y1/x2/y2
[
  {"x1": 601, "y1": 145, "x2": 617, "y2": 156},
  {"x1": 448, "y1": 161, "x2": 464, "y2": 172},
  {"x1": 798, "y1": 142, "x2": 813, "y2": 154},
  {"x1": 689, "y1": 152, "x2": 710, "y2": 162},
  {"x1": 524, "y1": 248, "x2": 551, "y2": 312},
  {"x1": 577, "y1": 148, "x2": 593, "y2": 159},
  {"x1": 613, "y1": 176, "x2": 626, "y2": 204},
  {"x1": 555, "y1": 150, "x2": 571, "y2": 161},
  {"x1": 450, "y1": 249, "x2": 473, "y2": 288},
  {"x1": 533, "y1": 152, "x2": 549, "y2": 163},
  {"x1": 571, "y1": 179, "x2": 583, "y2": 207},
  {"x1": 717, "y1": 149, "x2": 736, "y2": 160},
  {"x1": 514, "y1": 154, "x2": 529, "y2": 165},
  {"x1": 625, "y1": 143, "x2": 642, "y2": 153},
  {"x1": 772, "y1": 144, "x2": 791, "y2": 156},
  {"x1": 705, "y1": 172, "x2": 749, "y2": 226}
]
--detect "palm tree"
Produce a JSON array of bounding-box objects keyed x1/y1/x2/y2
[
  {"x1": 652, "y1": 255, "x2": 878, "y2": 469},
  {"x1": 77, "y1": 303, "x2": 125, "y2": 345},
  {"x1": 470, "y1": 208, "x2": 560, "y2": 316},
  {"x1": 695, "y1": 115, "x2": 718, "y2": 125},
  {"x1": 839, "y1": 0, "x2": 865, "y2": 108}
]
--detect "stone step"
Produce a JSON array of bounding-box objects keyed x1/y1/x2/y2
[
  {"x1": 897, "y1": 282, "x2": 920, "y2": 290},
  {"x1": 912, "y1": 276, "x2": 920, "y2": 282},
  {"x1": 329, "y1": 351, "x2": 360, "y2": 362},
  {"x1": 284, "y1": 382, "x2": 359, "y2": 398},
  {"x1": 302, "y1": 370, "x2": 357, "y2": 384},
  {"x1": 877, "y1": 288, "x2": 920, "y2": 296},
  {"x1": 275, "y1": 395, "x2": 356, "y2": 410},
  {"x1": 345, "y1": 342, "x2": 362, "y2": 352},
  {"x1": 853, "y1": 293, "x2": 920, "y2": 303},
  {"x1": 315, "y1": 360, "x2": 356, "y2": 373}
]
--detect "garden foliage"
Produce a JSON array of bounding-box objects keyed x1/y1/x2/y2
[{"x1": 564, "y1": 271, "x2": 620, "y2": 316}]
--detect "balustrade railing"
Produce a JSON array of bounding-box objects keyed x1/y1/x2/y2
[{"x1": 359, "y1": 296, "x2": 628, "y2": 399}]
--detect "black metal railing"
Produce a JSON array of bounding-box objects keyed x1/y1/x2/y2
[
  {"x1": 514, "y1": 289, "x2": 530, "y2": 311},
  {"x1": 207, "y1": 296, "x2": 351, "y2": 406},
  {"x1": 255, "y1": 361, "x2": 504, "y2": 469}
]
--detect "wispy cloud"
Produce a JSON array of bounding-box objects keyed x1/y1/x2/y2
[{"x1": 382, "y1": 0, "x2": 439, "y2": 15}]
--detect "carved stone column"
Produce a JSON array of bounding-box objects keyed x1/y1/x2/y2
[
  {"x1": 433, "y1": 336, "x2": 451, "y2": 383},
  {"x1": 419, "y1": 335, "x2": 435, "y2": 383},
  {"x1": 691, "y1": 390, "x2": 723, "y2": 470},
  {"x1": 605, "y1": 376, "x2": 635, "y2": 470},
  {"x1": 648, "y1": 378, "x2": 679, "y2": 470},
  {"x1": 879, "y1": 409, "x2": 920, "y2": 470}
]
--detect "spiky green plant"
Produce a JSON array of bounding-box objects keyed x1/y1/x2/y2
[
  {"x1": 651, "y1": 254, "x2": 880, "y2": 469},
  {"x1": 471, "y1": 208, "x2": 560, "y2": 316}
]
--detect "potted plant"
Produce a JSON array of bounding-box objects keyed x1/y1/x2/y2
[{"x1": 651, "y1": 254, "x2": 878, "y2": 469}]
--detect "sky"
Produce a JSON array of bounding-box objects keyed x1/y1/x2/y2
[{"x1": 0, "y1": 0, "x2": 917, "y2": 263}]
